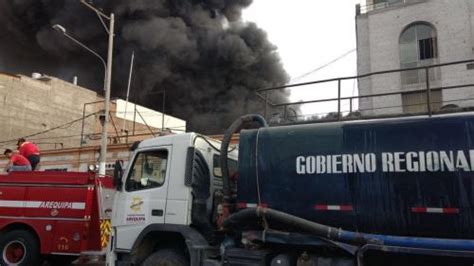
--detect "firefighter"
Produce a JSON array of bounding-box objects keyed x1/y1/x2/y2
[
  {"x1": 17, "y1": 138, "x2": 40, "y2": 170},
  {"x1": 3, "y1": 149, "x2": 31, "y2": 172}
]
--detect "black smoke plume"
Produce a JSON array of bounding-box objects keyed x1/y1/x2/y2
[{"x1": 0, "y1": 0, "x2": 289, "y2": 134}]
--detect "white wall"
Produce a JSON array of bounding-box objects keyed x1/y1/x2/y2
[
  {"x1": 115, "y1": 99, "x2": 186, "y2": 133},
  {"x1": 356, "y1": 0, "x2": 474, "y2": 114}
]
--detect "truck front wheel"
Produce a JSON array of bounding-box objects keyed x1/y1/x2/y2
[
  {"x1": 0, "y1": 229, "x2": 40, "y2": 266},
  {"x1": 142, "y1": 249, "x2": 189, "y2": 266}
]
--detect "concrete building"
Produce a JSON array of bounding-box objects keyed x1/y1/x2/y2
[
  {"x1": 0, "y1": 72, "x2": 186, "y2": 152},
  {"x1": 356, "y1": 0, "x2": 474, "y2": 115},
  {"x1": 0, "y1": 73, "x2": 97, "y2": 149}
]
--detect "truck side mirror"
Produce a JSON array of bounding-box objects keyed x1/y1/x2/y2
[{"x1": 113, "y1": 160, "x2": 124, "y2": 190}]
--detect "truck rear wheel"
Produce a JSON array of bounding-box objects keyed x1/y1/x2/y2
[
  {"x1": 142, "y1": 249, "x2": 189, "y2": 266},
  {"x1": 0, "y1": 229, "x2": 40, "y2": 266}
]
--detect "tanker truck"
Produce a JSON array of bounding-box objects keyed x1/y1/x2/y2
[{"x1": 107, "y1": 113, "x2": 474, "y2": 266}]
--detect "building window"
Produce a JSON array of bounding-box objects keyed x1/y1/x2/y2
[
  {"x1": 418, "y1": 38, "x2": 437, "y2": 60},
  {"x1": 400, "y1": 23, "x2": 439, "y2": 85},
  {"x1": 402, "y1": 90, "x2": 442, "y2": 114},
  {"x1": 399, "y1": 22, "x2": 440, "y2": 113}
]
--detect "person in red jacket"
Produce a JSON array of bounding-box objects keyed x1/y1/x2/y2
[
  {"x1": 4, "y1": 149, "x2": 31, "y2": 172},
  {"x1": 17, "y1": 138, "x2": 40, "y2": 170}
]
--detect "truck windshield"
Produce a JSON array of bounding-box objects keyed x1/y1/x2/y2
[
  {"x1": 213, "y1": 154, "x2": 238, "y2": 179},
  {"x1": 126, "y1": 150, "x2": 168, "y2": 192}
]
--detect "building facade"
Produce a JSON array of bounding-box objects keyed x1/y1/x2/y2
[
  {"x1": 356, "y1": 0, "x2": 474, "y2": 115},
  {"x1": 0, "y1": 73, "x2": 97, "y2": 149},
  {"x1": 0, "y1": 72, "x2": 186, "y2": 152}
]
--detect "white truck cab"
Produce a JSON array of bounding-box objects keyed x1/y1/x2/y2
[{"x1": 108, "y1": 133, "x2": 237, "y2": 265}]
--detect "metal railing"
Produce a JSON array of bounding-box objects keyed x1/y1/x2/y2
[
  {"x1": 357, "y1": 0, "x2": 416, "y2": 15},
  {"x1": 257, "y1": 59, "x2": 474, "y2": 124}
]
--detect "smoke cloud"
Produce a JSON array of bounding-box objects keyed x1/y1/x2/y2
[{"x1": 0, "y1": 0, "x2": 289, "y2": 133}]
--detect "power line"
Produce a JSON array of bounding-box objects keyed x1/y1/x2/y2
[
  {"x1": 290, "y1": 48, "x2": 356, "y2": 83},
  {"x1": 0, "y1": 110, "x2": 189, "y2": 150},
  {"x1": 0, "y1": 111, "x2": 101, "y2": 145},
  {"x1": 0, "y1": 124, "x2": 188, "y2": 148}
]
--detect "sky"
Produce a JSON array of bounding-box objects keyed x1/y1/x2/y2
[{"x1": 243, "y1": 0, "x2": 361, "y2": 118}]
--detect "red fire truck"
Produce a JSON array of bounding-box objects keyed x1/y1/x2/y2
[{"x1": 0, "y1": 170, "x2": 113, "y2": 265}]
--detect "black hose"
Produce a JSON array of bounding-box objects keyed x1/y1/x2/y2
[
  {"x1": 223, "y1": 207, "x2": 474, "y2": 251},
  {"x1": 223, "y1": 207, "x2": 368, "y2": 245},
  {"x1": 220, "y1": 115, "x2": 268, "y2": 201}
]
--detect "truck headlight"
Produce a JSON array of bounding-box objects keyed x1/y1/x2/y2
[{"x1": 88, "y1": 164, "x2": 97, "y2": 172}]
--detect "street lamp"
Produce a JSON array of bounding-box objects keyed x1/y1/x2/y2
[
  {"x1": 52, "y1": 24, "x2": 106, "y2": 72},
  {"x1": 53, "y1": 1, "x2": 115, "y2": 176},
  {"x1": 52, "y1": 24, "x2": 107, "y2": 88}
]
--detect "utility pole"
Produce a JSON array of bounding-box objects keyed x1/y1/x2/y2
[
  {"x1": 79, "y1": 0, "x2": 115, "y2": 176},
  {"x1": 98, "y1": 13, "x2": 114, "y2": 176}
]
